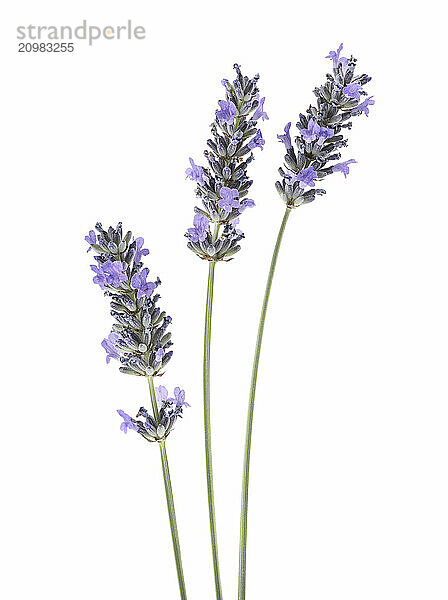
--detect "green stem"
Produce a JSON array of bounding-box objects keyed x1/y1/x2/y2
[
  {"x1": 203, "y1": 256, "x2": 223, "y2": 600},
  {"x1": 238, "y1": 207, "x2": 292, "y2": 600},
  {"x1": 147, "y1": 377, "x2": 188, "y2": 600}
]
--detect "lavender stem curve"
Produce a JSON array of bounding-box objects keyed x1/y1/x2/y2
[{"x1": 238, "y1": 207, "x2": 291, "y2": 600}]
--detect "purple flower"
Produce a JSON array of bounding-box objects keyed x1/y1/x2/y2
[
  {"x1": 353, "y1": 96, "x2": 375, "y2": 116},
  {"x1": 294, "y1": 166, "x2": 318, "y2": 189},
  {"x1": 91, "y1": 260, "x2": 127, "y2": 289},
  {"x1": 102, "y1": 332, "x2": 120, "y2": 363},
  {"x1": 277, "y1": 122, "x2": 292, "y2": 149},
  {"x1": 342, "y1": 83, "x2": 363, "y2": 100},
  {"x1": 332, "y1": 159, "x2": 357, "y2": 178},
  {"x1": 187, "y1": 214, "x2": 209, "y2": 243},
  {"x1": 131, "y1": 267, "x2": 156, "y2": 299},
  {"x1": 134, "y1": 237, "x2": 149, "y2": 263},
  {"x1": 91, "y1": 264, "x2": 107, "y2": 289},
  {"x1": 185, "y1": 158, "x2": 206, "y2": 184},
  {"x1": 248, "y1": 129, "x2": 265, "y2": 151},
  {"x1": 155, "y1": 348, "x2": 165, "y2": 362},
  {"x1": 239, "y1": 199, "x2": 255, "y2": 213},
  {"x1": 231, "y1": 218, "x2": 243, "y2": 235},
  {"x1": 156, "y1": 385, "x2": 169, "y2": 405},
  {"x1": 218, "y1": 187, "x2": 240, "y2": 213},
  {"x1": 252, "y1": 96, "x2": 269, "y2": 121},
  {"x1": 216, "y1": 100, "x2": 237, "y2": 124},
  {"x1": 300, "y1": 119, "x2": 333, "y2": 143},
  {"x1": 326, "y1": 43, "x2": 344, "y2": 69},
  {"x1": 85, "y1": 230, "x2": 96, "y2": 252},
  {"x1": 117, "y1": 409, "x2": 137, "y2": 433},
  {"x1": 173, "y1": 387, "x2": 190, "y2": 408}
]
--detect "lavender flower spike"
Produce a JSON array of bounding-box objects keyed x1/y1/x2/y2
[
  {"x1": 275, "y1": 43, "x2": 374, "y2": 208},
  {"x1": 185, "y1": 64, "x2": 267, "y2": 262},
  {"x1": 85, "y1": 222, "x2": 173, "y2": 377}
]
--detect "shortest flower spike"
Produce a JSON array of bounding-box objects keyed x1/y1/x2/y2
[
  {"x1": 218, "y1": 187, "x2": 240, "y2": 213},
  {"x1": 131, "y1": 267, "x2": 156, "y2": 299},
  {"x1": 216, "y1": 100, "x2": 237, "y2": 124},
  {"x1": 252, "y1": 96, "x2": 269, "y2": 122},
  {"x1": 342, "y1": 82, "x2": 363, "y2": 100},
  {"x1": 85, "y1": 230, "x2": 96, "y2": 251},
  {"x1": 187, "y1": 214, "x2": 210, "y2": 243},
  {"x1": 102, "y1": 332, "x2": 120, "y2": 364},
  {"x1": 277, "y1": 122, "x2": 292, "y2": 149},
  {"x1": 248, "y1": 129, "x2": 265, "y2": 151},
  {"x1": 185, "y1": 158, "x2": 206, "y2": 184},
  {"x1": 117, "y1": 410, "x2": 137, "y2": 433},
  {"x1": 332, "y1": 159, "x2": 357, "y2": 178}
]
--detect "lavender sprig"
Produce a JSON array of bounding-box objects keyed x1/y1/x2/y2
[
  {"x1": 185, "y1": 64, "x2": 268, "y2": 262},
  {"x1": 238, "y1": 44, "x2": 374, "y2": 600},
  {"x1": 184, "y1": 65, "x2": 267, "y2": 600},
  {"x1": 85, "y1": 222, "x2": 188, "y2": 598},
  {"x1": 275, "y1": 42, "x2": 374, "y2": 208}
]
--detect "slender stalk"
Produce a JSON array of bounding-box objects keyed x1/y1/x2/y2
[
  {"x1": 147, "y1": 377, "x2": 188, "y2": 600},
  {"x1": 238, "y1": 207, "x2": 292, "y2": 600},
  {"x1": 203, "y1": 254, "x2": 223, "y2": 600}
]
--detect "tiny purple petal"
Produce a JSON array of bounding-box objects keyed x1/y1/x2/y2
[
  {"x1": 185, "y1": 158, "x2": 206, "y2": 184},
  {"x1": 342, "y1": 83, "x2": 363, "y2": 100},
  {"x1": 332, "y1": 159, "x2": 357, "y2": 178},
  {"x1": 247, "y1": 129, "x2": 265, "y2": 151},
  {"x1": 156, "y1": 386, "x2": 169, "y2": 405},
  {"x1": 218, "y1": 187, "x2": 240, "y2": 214},
  {"x1": 353, "y1": 96, "x2": 375, "y2": 116},
  {"x1": 216, "y1": 100, "x2": 237, "y2": 124},
  {"x1": 187, "y1": 214, "x2": 209, "y2": 243},
  {"x1": 252, "y1": 96, "x2": 269, "y2": 122},
  {"x1": 85, "y1": 230, "x2": 96, "y2": 252},
  {"x1": 134, "y1": 237, "x2": 149, "y2": 263}
]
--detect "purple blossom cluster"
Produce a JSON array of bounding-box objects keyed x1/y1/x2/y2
[
  {"x1": 185, "y1": 64, "x2": 268, "y2": 261},
  {"x1": 86, "y1": 223, "x2": 173, "y2": 376},
  {"x1": 275, "y1": 43, "x2": 374, "y2": 208},
  {"x1": 117, "y1": 386, "x2": 188, "y2": 442}
]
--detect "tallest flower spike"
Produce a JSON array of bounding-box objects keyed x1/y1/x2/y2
[
  {"x1": 238, "y1": 44, "x2": 374, "y2": 600},
  {"x1": 185, "y1": 65, "x2": 267, "y2": 600}
]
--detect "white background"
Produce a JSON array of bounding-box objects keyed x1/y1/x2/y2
[{"x1": 1, "y1": 1, "x2": 447, "y2": 599}]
